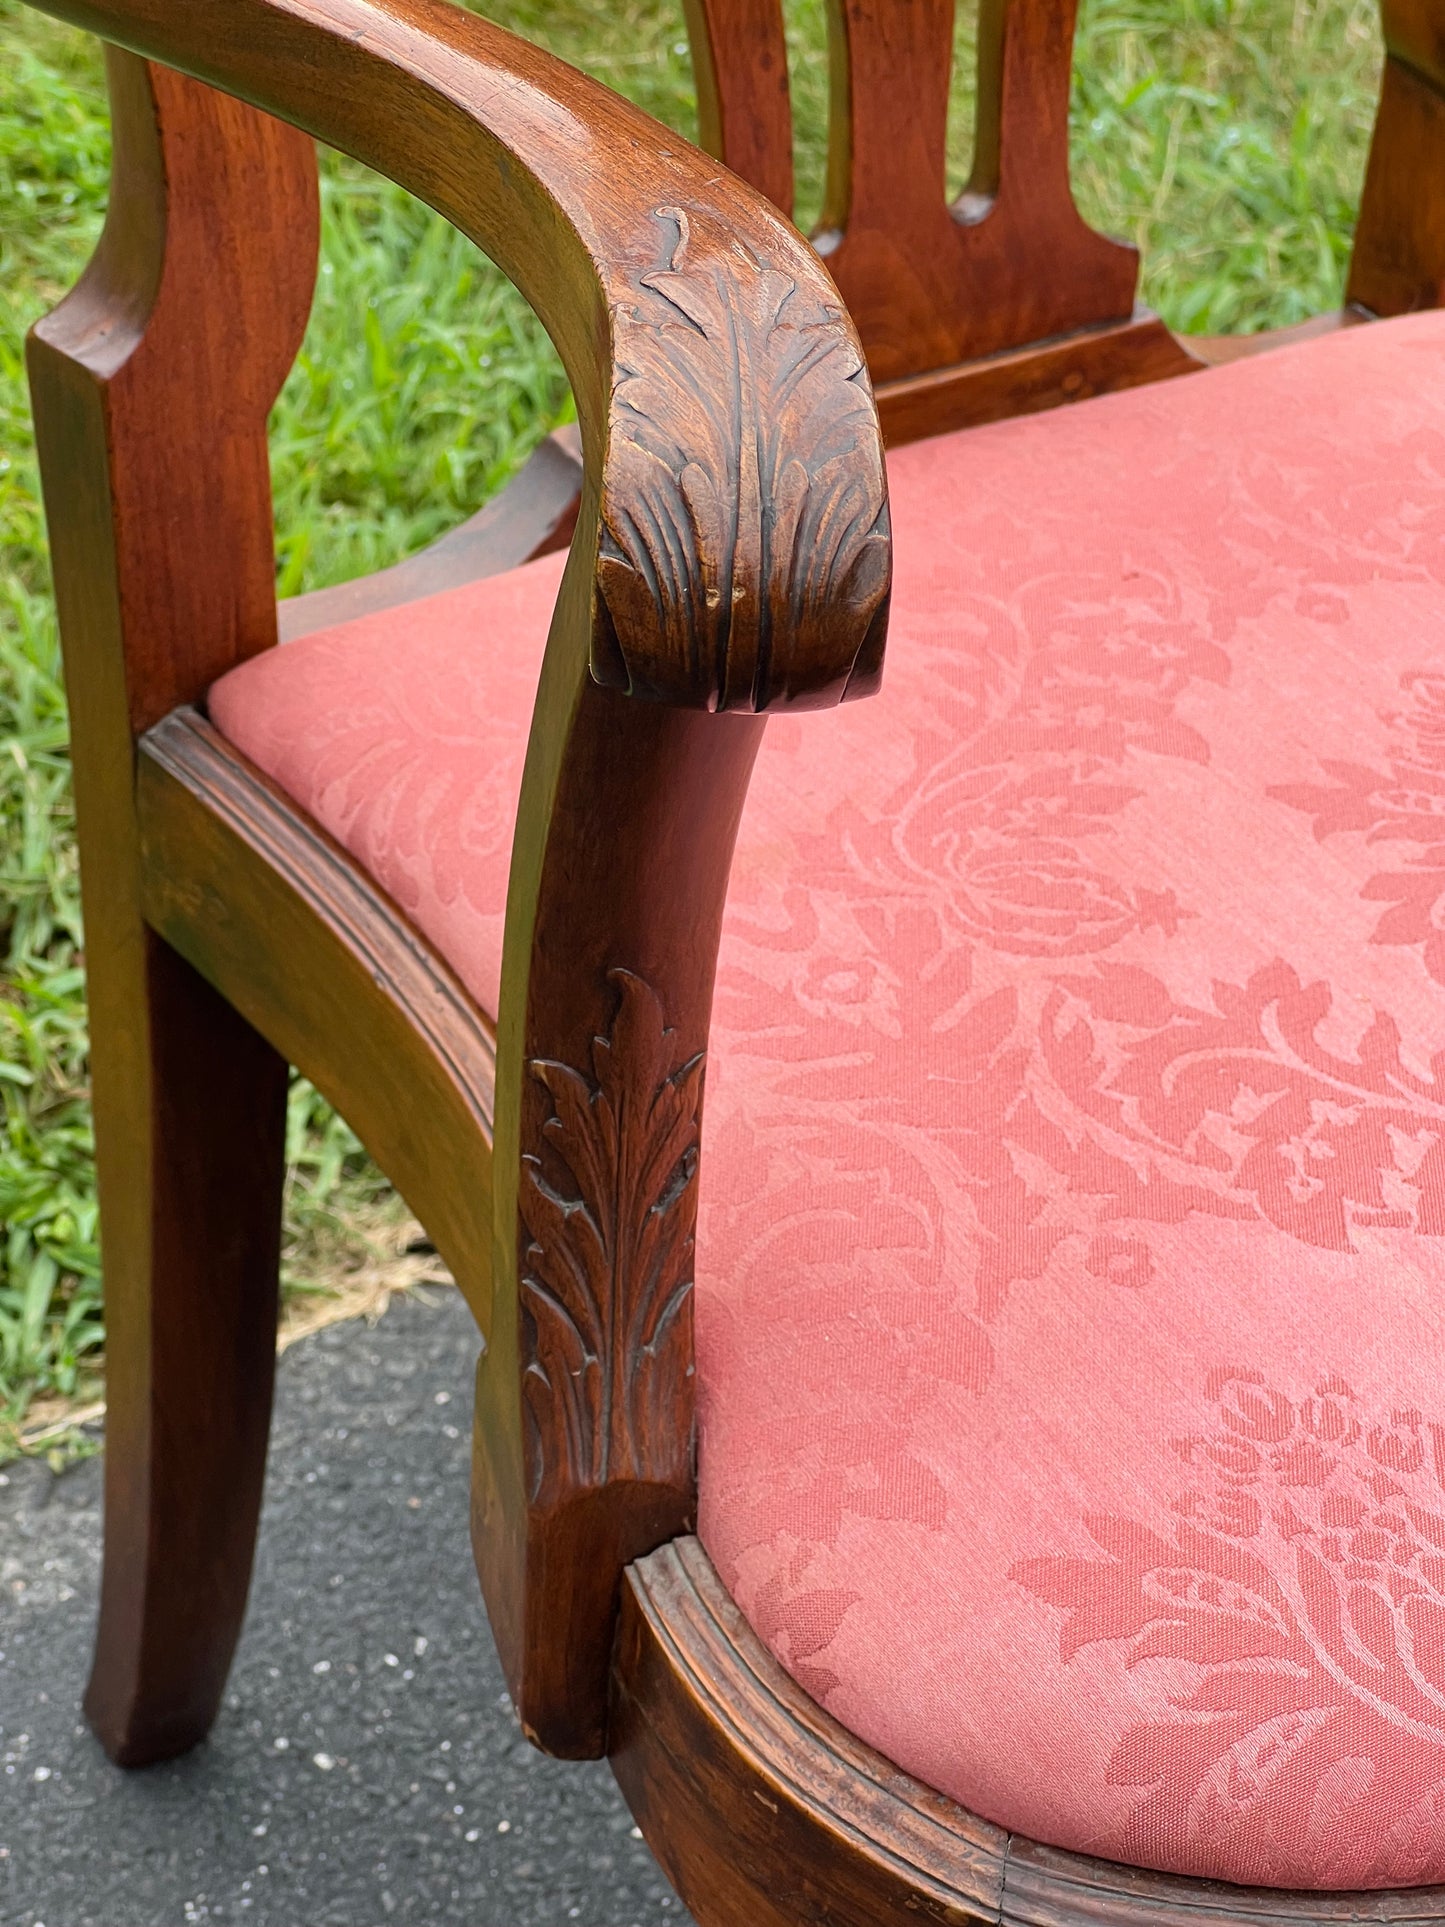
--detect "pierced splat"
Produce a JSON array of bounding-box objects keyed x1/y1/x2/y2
[
  {"x1": 818, "y1": 0, "x2": 1138, "y2": 380},
  {"x1": 684, "y1": 0, "x2": 1187, "y2": 418},
  {"x1": 682, "y1": 0, "x2": 794, "y2": 214},
  {"x1": 23, "y1": 0, "x2": 1445, "y2": 1915}
]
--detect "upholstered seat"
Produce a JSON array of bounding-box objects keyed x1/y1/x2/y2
[{"x1": 211, "y1": 314, "x2": 1445, "y2": 1891}]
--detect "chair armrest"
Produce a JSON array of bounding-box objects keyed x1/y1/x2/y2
[
  {"x1": 22, "y1": 0, "x2": 892, "y2": 1757},
  {"x1": 1348, "y1": 0, "x2": 1445, "y2": 316},
  {"x1": 28, "y1": 0, "x2": 891, "y2": 712}
]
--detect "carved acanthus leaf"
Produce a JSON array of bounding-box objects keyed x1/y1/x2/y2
[
  {"x1": 520, "y1": 970, "x2": 702, "y2": 1504},
  {"x1": 596, "y1": 203, "x2": 891, "y2": 714}
]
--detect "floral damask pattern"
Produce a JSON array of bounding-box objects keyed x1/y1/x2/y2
[
  {"x1": 695, "y1": 316, "x2": 1445, "y2": 1889},
  {"x1": 211, "y1": 314, "x2": 1445, "y2": 1888},
  {"x1": 1273, "y1": 673, "x2": 1445, "y2": 990},
  {"x1": 1013, "y1": 1369, "x2": 1445, "y2": 1889},
  {"x1": 212, "y1": 549, "x2": 570, "y2": 1015}
]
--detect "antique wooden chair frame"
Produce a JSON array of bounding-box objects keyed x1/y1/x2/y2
[{"x1": 16, "y1": 0, "x2": 1445, "y2": 1918}]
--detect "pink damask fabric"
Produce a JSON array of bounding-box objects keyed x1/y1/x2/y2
[{"x1": 212, "y1": 313, "x2": 1445, "y2": 1890}]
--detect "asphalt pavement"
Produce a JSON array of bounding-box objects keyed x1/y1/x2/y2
[{"x1": 0, "y1": 1288, "x2": 696, "y2": 1927}]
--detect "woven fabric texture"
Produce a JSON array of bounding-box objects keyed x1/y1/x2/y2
[{"x1": 211, "y1": 314, "x2": 1445, "y2": 1889}]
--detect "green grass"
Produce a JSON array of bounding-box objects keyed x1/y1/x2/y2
[{"x1": 0, "y1": 0, "x2": 1383, "y2": 1435}]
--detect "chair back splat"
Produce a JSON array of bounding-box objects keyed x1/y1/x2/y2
[
  {"x1": 685, "y1": 0, "x2": 1204, "y2": 437},
  {"x1": 682, "y1": 0, "x2": 794, "y2": 217},
  {"x1": 820, "y1": 0, "x2": 1133, "y2": 378}
]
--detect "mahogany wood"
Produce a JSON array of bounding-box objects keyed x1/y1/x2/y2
[
  {"x1": 476, "y1": 646, "x2": 766, "y2": 1751},
  {"x1": 815, "y1": 0, "x2": 1138, "y2": 383},
  {"x1": 136, "y1": 710, "x2": 496, "y2": 1324},
  {"x1": 682, "y1": 0, "x2": 793, "y2": 213},
  {"x1": 277, "y1": 425, "x2": 583, "y2": 643},
  {"x1": 875, "y1": 306, "x2": 1373, "y2": 452},
  {"x1": 27, "y1": 0, "x2": 891, "y2": 714},
  {"x1": 1186, "y1": 308, "x2": 1364, "y2": 365},
  {"x1": 21, "y1": 0, "x2": 1445, "y2": 1915},
  {"x1": 875, "y1": 312, "x2": 1202, "y2": 445},
  {"x1": 24, "y1": 50, "x2": 316, "y2": 1767},
  {"x1": 613, "y1": 1538, "x2": 1445, "y2": 1927},
  {"x1": 1349, "y1": 5, "x2": 1445, "y2": 318},
  {"x1": 25, "y1": 0, "x2": 888, "y2": 1761},
  {"x1": 613, "y1": 1536, "x2": 1005, "y2": 1926}
]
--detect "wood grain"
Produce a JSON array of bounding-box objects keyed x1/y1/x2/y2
[
  {"x1": 875, "y1": 312, "x2": 1202, "y2": 446},
  {"x1": 1349, "y1": 8, "x2": 1445, "y2": 318},
  {"x1": 816, "y1": 0, "x2": 1138, "y2": 383},
  {"x1": 613, "y1": 1536, "x2": 1003, "y2": 1926},
  {"x1": 27, "y1": 0, "x2": 889, "y2": 715},
  {"x1": 1186, "y1": 309, "x2": 1363, "y2": 365},
  {"x1": 25, "y1": 0, "x2": 891, "y2": 1765},
  {"x1": 874, "y1": 313, "x2": 1380, "y2": 452},
  {"x1": 682, "y1": 0, "x2": 793, "y2": 214},
  {"x1": 24, "y1": 50, "x2": 317, "y2": 1765},
  {"x1": 476, "y1": 616, "x2": 766, "y2": 1751},
  {"x1": 27, "y1": 5, "x2": 1445, "y2": 1919},
  {"x1": 137, "y1": 711, "x2": 496, "y2": 1326},
  {"x1": 595, "y1": 203, "x2": 889, "y2": 710},
  {"x1": 520, "y1": 969, "x2": 701, "y2": 1507}
]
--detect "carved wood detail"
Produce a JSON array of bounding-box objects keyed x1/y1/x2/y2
[
  {"x1": 27, "y1": 3, "x2": 1445, "y2": 1917},
  {"x1": 520, "y1": 969, "x2": 703, "y2": 1505},
  {"x1": 24, "y1": 0, "x2": 890, "y2": 720},
  {"x1": 596, "y1": 205, "x2": 891, "y2": 714}
]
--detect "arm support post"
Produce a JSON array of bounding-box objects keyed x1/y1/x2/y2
[{"x1": 23, "y1": 0, "x2": 891, "y2": 1756}]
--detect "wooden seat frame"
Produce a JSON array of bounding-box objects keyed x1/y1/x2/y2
[{"x1": 16, "y1": 0, "x2": 1445, "y2": 1917}]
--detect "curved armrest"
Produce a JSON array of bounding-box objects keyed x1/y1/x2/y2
[
  {"x1": 23, "y1": 0, "x2": 892, "y2": 1757},
  {"x1": 30, "y1": 0, "x2": 891, "y2": 712}
]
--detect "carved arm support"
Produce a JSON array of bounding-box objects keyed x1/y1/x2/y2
[
  {"x1": 22, "y1": 0, "x2": 891, "y2": 1758},
  {"x1": 1349, "y1": 0, "x2": 1445, "y2": 315}
]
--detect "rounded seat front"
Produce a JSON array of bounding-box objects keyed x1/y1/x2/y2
[{"x1": 211, "y1": 312, "x2": 1445, "y2": 1890}]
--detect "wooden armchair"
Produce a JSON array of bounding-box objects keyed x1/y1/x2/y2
[{"x1": 18, "y1": 0, "x2": 1445, "y2": 1917}]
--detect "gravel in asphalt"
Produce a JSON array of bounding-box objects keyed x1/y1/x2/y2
[{"x1": 0, "y1": 1288, "x2": 698, "y2": 1927}]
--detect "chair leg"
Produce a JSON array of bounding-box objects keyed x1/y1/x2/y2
[{"x1": 84, "y1": 928, "x2": 288, "y2": 1768}]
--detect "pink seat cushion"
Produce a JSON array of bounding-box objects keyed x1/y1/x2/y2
[{"x1": 212, "y1": 314, "x2": 1445, "y2": 1891}]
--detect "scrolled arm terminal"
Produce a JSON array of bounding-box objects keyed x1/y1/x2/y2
[{"x1": 29, "y1": 0, "x2": 892, "y2": 712}]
